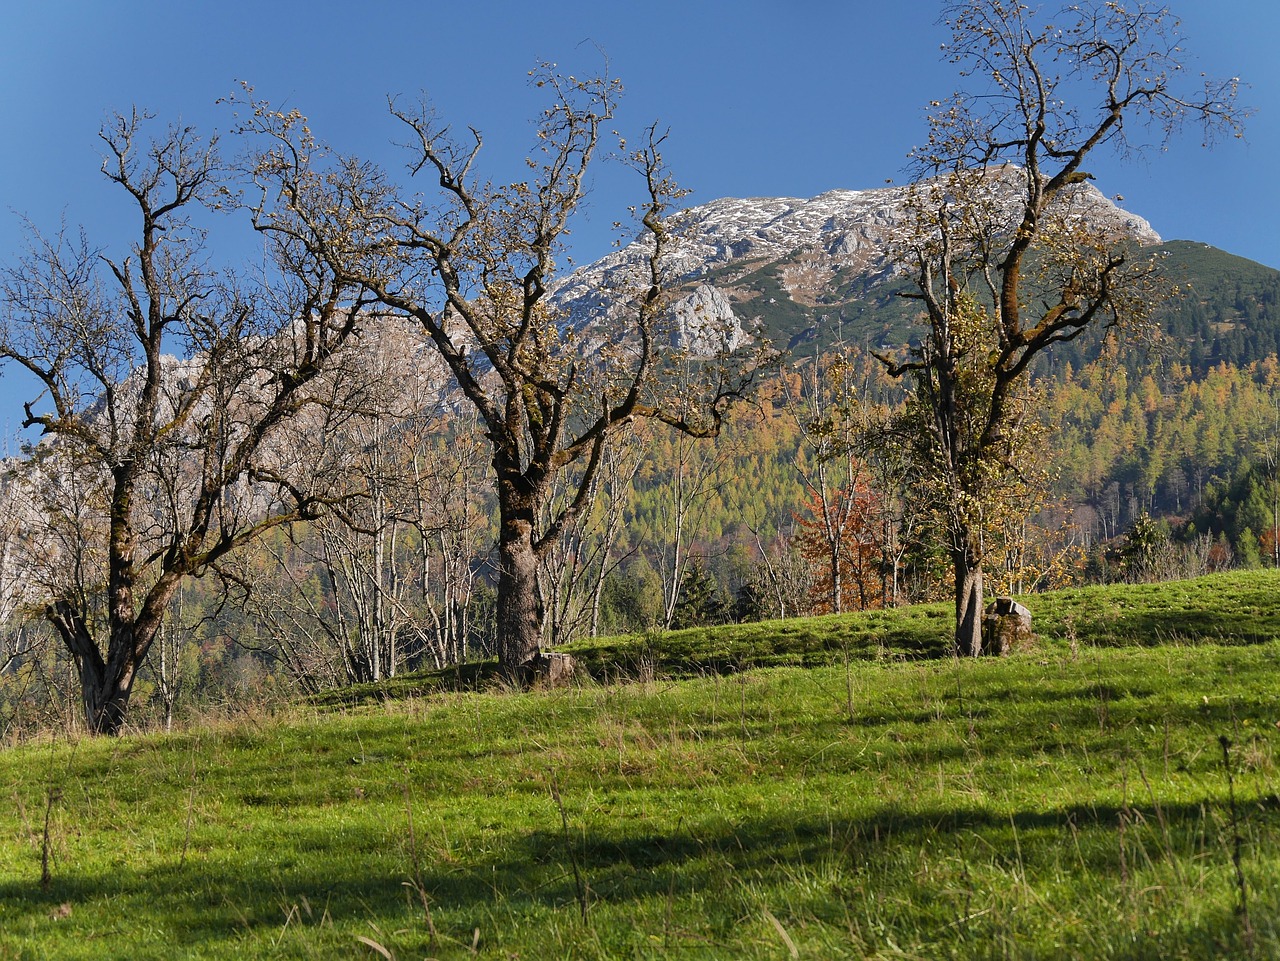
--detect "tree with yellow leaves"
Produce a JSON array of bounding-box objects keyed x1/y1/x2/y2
[{"x1": 879, "y1": 0, "x2": 1247, "y2": 655}]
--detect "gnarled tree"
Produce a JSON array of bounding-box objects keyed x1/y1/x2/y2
[
  {"x1": 879, "y1": 0, "x2": 1247, "y2": 655},
  {"x1": 238, "y1": 68, "x2": 761, "y2": 673},
  {"x1": 0, "y1": 112, "x2": 370, "y2": 733}
]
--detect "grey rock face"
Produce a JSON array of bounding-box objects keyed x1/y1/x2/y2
[{"x1": 550, "y1": 167, "x2": 1161, "y2": 352}]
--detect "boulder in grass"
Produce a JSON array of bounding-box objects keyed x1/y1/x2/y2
[
  {"x1": 522, "y1": 651, "x2": 578, "y2": 688},
  {"x1": 982, "y1": 597, "x2": 1034, "y2": 655}
]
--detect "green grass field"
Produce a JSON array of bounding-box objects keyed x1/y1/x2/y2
[{"x1": 2, "y1": 571, "x2": 1279, "y2": 959}]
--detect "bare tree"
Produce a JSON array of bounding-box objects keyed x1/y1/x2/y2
[
  {"x1": 878, "y1": 0, "x2": 1247, "y2": 656},
  {"x1": 407, "y1": 413, "x2": 491, "y2": 667},
  {"x1": 643, "y1": 420, "x2": 738, "y2": 630},
  {"x1": 537, "y1": 422, "x2": 642, "y2": 645},
  {"x1": 237, "y1": 336, "x2": 496, "y2": 686},
  {"x1": 304, "y1": 321, "x2": 442, "y2": 684},
  {"x1": 744, "y1": 523, "x2": 813, "y2": 621},
  {"x1": 236, "y1": 67, "x2": 761, "y2": 674},
  {"x1": 147, "y1": 592, "x2": 191, "y2": 733},
  {"x1": 230, "y1": 534, "x2": 346, "y2": 695},
  {"x1": 0, "y1": 476, "x2": 43, "y2": 677},
  {"x1": 0, "y1": 112, "x2": 370, "y2": 733}
]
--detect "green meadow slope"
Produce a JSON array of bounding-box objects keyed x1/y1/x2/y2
[{"x1": 2, "y1": 571, "x2": 1279, "y2": 959}]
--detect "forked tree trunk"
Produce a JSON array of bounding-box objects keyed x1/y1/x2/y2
[
  {"x1": 953, "y1": 546, "x2": 984, "y2": 658},
  {"x1": 47, "y1": 600, "x2": 153, "y2": 736},
  {"x1": 47, "y1": 564, "x2": 178, "y2": 735},
  {"x1": 80, "y1": 661, "x2": 137, "y2": 736}
]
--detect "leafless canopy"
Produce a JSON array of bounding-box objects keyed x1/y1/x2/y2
[
  {"x1": 0, "y1": 110, "x2": 373, "y2": 732},
  {"x1": 232, "y1": 65, "x2": 762, "y2": 668}
]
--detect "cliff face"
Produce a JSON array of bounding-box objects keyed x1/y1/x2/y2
[{"x1": 553, "y1": 167, "x2": 1161, "y2": 353}]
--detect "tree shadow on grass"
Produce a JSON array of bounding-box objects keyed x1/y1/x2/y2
[
  {"x1": 3, "y1": 796, "x2": 1271, "y2": 957},
  {"x1": 1098, "y1": 606, "x2": 1280, "y2": 647}
]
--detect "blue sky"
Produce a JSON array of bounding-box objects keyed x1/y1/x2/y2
[{"x1": 0, "y1": 1, "x2": 1276, "y2": 430}]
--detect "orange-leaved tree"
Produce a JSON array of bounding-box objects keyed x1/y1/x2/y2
[{"x1": 793, "y1": 481, "x2": 883, "y2": 614}]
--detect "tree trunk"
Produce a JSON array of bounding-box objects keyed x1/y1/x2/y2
[
  {"x1": 47, "y1": 557, "x2": 179, "y2": 735},
  {"x1": 953, "y1": 546, "x2": 984, "y2": 657},
  {"x1": 83, "y1": 660, "x2": 137, "y2": 736},
  {"x1": 829, "y1": 541, "x2": 843, "y2": 614},
  {"x1": 496, "y1": 509, "x2": 544, "y2": 673},
  {"x1": 47, "y1": 600, "x2": 145, "y2": 736}
]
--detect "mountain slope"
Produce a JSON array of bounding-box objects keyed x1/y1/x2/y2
[
  {"x1": 555, "y1": 167, "x2": 1165, "y2": 354},
  {"x1": 555, "y1": 168, "x2": 1280, "y2": 371}
]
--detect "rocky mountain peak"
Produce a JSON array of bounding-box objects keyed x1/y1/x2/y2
[{"x1": 553, "y1": 167, "x2": 1162, "y2": 353}]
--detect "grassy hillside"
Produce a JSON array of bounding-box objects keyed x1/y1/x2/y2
[{"x1": 3, "y1": 572, "x2": 1280, "y2": 959}]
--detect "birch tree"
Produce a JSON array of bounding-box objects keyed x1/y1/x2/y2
[
  {"x1": 233, "y1": 389, "x2": 493, "y2": 687},
  {"x1": 538, "y1": 423, "x2": 642, "y2": 646}
]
